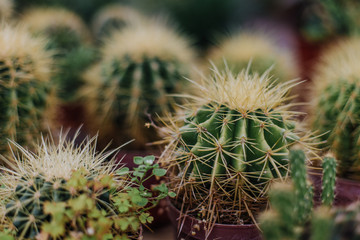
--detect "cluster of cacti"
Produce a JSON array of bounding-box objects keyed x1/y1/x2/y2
[
  {"x1": 84, "y1": 20, "x2": 194, "y2": 149},
  {"x1": 208, "y1": 31, "x2": 298, "y2": 82},
  {"x1": 0, "y1": 133, "x2": 171, "y2": 239},
  {"x1": 159, "y1": 67, "x2": 312, "y2": 226},
  {"x1": 301, "y1": 0, "x2": 360, "y2": 42},
  {"x1": 0, "y1": 24, "x2": 54, "y2": 155},
  {"x1": 260, "y1": 149, "x2": 337, "y2": 240},
  {"x1": 92, "y1": 4, "x2": 144, "y2": 41},
  {"x1": 20, "y1": 7, "x2": 97, "y2": 102},
  {"x1": 311, "y1": 37, "x2": 360, "y2": 180}
]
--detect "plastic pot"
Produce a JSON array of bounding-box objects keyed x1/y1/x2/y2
[{"x1": 166, "y1": 199, "x2": 262, "y2": 240}]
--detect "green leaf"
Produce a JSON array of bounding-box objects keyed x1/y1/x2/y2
[
  {"x1": 153, "y1": 168, "x2": 166, "y2": 177},
  {"x1": 133, "y1": 156, "x2": 143, "y2": 165},
  {"x1": 153, "y1": 183, "x2": 168, "y2": 193},
  {"x1": 133, "y1": 171, "x2": 145, "y2": 178},
  {"x1": 116, "y1": 167, "x2": 130, "y2": 176},
  {"x1": 139, "y1": 212, "x2": 154, "y2": 224},
  {"x1": 143, "y1": 155, "x2": 155, "y2": 165},
  {"x1": 168, "y1": 192, "x2": 176, "y2": 198}
]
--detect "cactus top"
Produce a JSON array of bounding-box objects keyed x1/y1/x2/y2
[
  {"x1": 0, "y1": 0, "x2": 13, "y2": 19},
  {"x1": 102, "y1": 20, "x2": 194, "y2": 64},
  {"x1": 208, "y1": 31, "x2": 298, "y2": 80},
  {"x1": 21, "y1": 7, "x2": 91, "y2": 45},
  {"x1": 0, "y1": 24, "x2": 52, "y2": 82}
]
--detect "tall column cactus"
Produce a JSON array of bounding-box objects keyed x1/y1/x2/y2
[
  {"x1": 0, "y1": 25, "x2": 54, "y2": 154},
  {"x1": 20, "y1": 7, "x2": 97, "y2": 102},
  {"x1": 311, "y1": 37, "x2": 360, "y2": 180},
  {"x1": 160, "y1": 67, "x2": 311, "y2": 226},
  {"x1": 208, "y1": 31, "x2": 298, "y2": 82},
  {"x1": 84, "y1": 20, "x2": 194, "y2": 149}
]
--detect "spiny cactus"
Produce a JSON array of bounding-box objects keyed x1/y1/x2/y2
[
  {"x1": 260, "y1": 150, "x2": 337, "y2": 240},
  {"x1": 84, "y1": 20, "x2": 194, "y2": 149},
  {"x1": 159, "y1": 67, "x2": 313, "y2": 227},
  {"x1": 208, "y1": 31, "x2": 298, "y2": 82},
  {"x1": 21, "y1": 7, "x2": 97, "y2": 102},
  {"x1": 0, "y1": 0, "x2": 13, "y2": 19},
  {"x1": 0, "y1": 132, "x2": 171, "y2": 239},
  {"x1": 92, "y1": 4, "x2": 144, "y2": 41},
  {"x1": 0, "y1": 25, "x2": 54, "y2": 155},
  {"x1": 311, "y1": 37, "x2": 360, "y2": 180}
]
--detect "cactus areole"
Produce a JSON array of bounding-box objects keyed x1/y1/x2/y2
[{"x1": 160, "y1": 67, "x2": 307, "y2": 224}]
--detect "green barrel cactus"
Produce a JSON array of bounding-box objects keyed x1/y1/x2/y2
[
  {"x1": 92, "y1": 4, "x2": 144, "y2": 41},
  {"x1": 21, "y1": 7, "x2": 97, "y2": 102},
  {"x1": 208, "y1": 31, "x2": 298, "y2": 82},
  {"x1": 311, "y1": 37, "x2": 360, "y2": 180},
  {"x1": 0, "y1": 25, "x2": 54, "y2": 155},
  {"x1": 160, "y1": 67, "x2": 310, "y2": 225},
  {"x1": 84, "y1": 20, "x2": 194, "y2": 149}
]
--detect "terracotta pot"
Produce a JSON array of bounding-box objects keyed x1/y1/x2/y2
[{"x1": 166, "y1": 199, "x2": 261, "y2": 240}]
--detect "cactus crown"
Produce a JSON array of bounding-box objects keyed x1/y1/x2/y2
[
  {"x1": 160, "y1": 67, "x2": 312, "y2": 226},
  {"x1": 0, "y1": 25, "x2": 54, "y2": 154},
  {"x1": 208, "y1": 31, "x2": 298, "y2": 81},
  {"x1": 311, "y1": 37, "x2": 360, "y2": 179}
]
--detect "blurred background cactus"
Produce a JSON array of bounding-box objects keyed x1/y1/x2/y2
[
  {"x1": 83, "y1": 20, "x2": 194, "y2": 149},
  {"x1": 0, "y1": 25, "x2": 54, "y2": 155},
  {"x1": 20, "y1": 7, "x2": 97, "y2": 103},
  {"x1": 91, "y1": 4, "x2": 144, "y2": 42},
  {"x1": 310, "y1": 37, "x2": 360, "y2": 180},
  {"x1": 207, "y1": 31, "x2": 298, "y2": 82},
  {"x1": 159, "y1": 67, "x2": 313, "y2": 228}
]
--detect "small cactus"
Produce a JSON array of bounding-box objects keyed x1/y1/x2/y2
[
  {"x1": 322, "y1": 156, "x2": 337, "y2": 205},
  {"x1": 84, "y1": 20, "x2": 194, "y2": 149},
  {"x1": 0, "y1": 25, "x2": 54, "y2": 155},
  {"x1": 92, "y1": 4, "x2": 144, "y2": 41},
  {"x1": 160, "y1": 67, "x2": 311, "y2": 225},
  {"x1": 311, "y1": 37, "x2": 360, "y2": 180},
  {"x1": 21, "y1": 7, "x2": 97, "y2": 102},
  {"x1": 208, "y1": 31, "x2": 298, "y2": 82}
]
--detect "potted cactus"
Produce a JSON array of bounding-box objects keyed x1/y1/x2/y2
[
  {"x1": 159, "y1": 66, "x2": 314, "y2": 239},
  {"x1": 310, "y1": 37, "x2": 360, "y2": 205},
  {"x1": 0, "y1": 24, "x2": 55, "y2": 156},
  {"x1": 260, "y1": 149, "x2": 337, "y2": 240},
  {"x1": 0, "y1": 131, "x2": 173, "y2": 239},
  {"x1": 20, "y1": 7, "x2": 98, "y2": 133},
  {"x1": 83, "y1": 19, "x2": 195, "y2": 151},
  {"x1": 91, "y1": 4, "x2": 144, "y2": 42},
  {"x1": 207, "y1": 31, "x2": 298, "y2": 82}
]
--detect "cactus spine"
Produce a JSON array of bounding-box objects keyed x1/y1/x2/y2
[
  {"x1": 0, "y1": 25, "x2": 54, "y2": 154},
  {"x1": 84, "y1": 20, "x2": 194, "y2": 148},
  {"x1": 160, "y1": 67, "x2": 309, "y2": 225},
  {"x1": 208, "y1": 31, "x2": 298, "y2": 81},
  {"x1": 21, "y1": 7, "x2": 96, "y2": 102},
  {"x1": 311, "y1": 37, "x2": 360, "y2": 180}
]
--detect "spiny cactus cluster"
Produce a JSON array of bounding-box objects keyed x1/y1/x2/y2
[
  {"x1": 260, "y1": 149, "x2": 337, "y2": 240},
  {"x1": 0, "y1": 133, "x2": 171, "y2": 239},
  {"x1": 208, "y1": 31, "x2": 298, "y2": 82},
  {"x1": 160, "y1": 67, "x2": 312, "y2": 226},
  {"x1": 92, "y1": 4, "x2": 144, "y2": 41},
  {"x1": 84, "y1": 20, "x2": 194, "y2": 149},
  {"x1": 21, "y1": 7, "x2": 97, "y2": 102},
  {"x1": 311, "y1": 37, "x2": 360, "y2": 180},
  {"x1": 0, "y1": 25, "x2": 54, "y2": 155}
]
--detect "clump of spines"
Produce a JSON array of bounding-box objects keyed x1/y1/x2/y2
[
  {"x1": 0, "y1": 24, "x2": 54, "y2": 155},
  {"x1": 159, "y1": 67, "x2": 313, "y2": 227},
  {"x1": 311, "y1": 37, "x2": 360, "y2": 180},
  {"x1": 208, "y1": 31, "x2": 298, "y2": 81},
  {"x1": 84, "y1": 20, "x2": 194, "y2": 149},
  {"x1": 20, "y1": 7, "x2": 96, "y2": 102}
]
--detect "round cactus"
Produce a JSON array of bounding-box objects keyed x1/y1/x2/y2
[
  {"x1": 160, "y1": 67, "x2": 310, "y2": 224},
  {"x1": 20, "y1": 7, "x2": 97, "y2": 102},
  {"x1": 208, "y1": 31, "x2": 298, "y2": 82},
  {"x1": 0, "y1": 25, "x2": 54, "y2": 155},
  {"x1": 311, "y1": 37, "x2": 360, "y2": 179},
  {"x1": 84, "y1": 20, "x2": 194, "y2": 149},
  {"x1": 92, "y1": 4, "x2": 144, "y2": 41}
]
